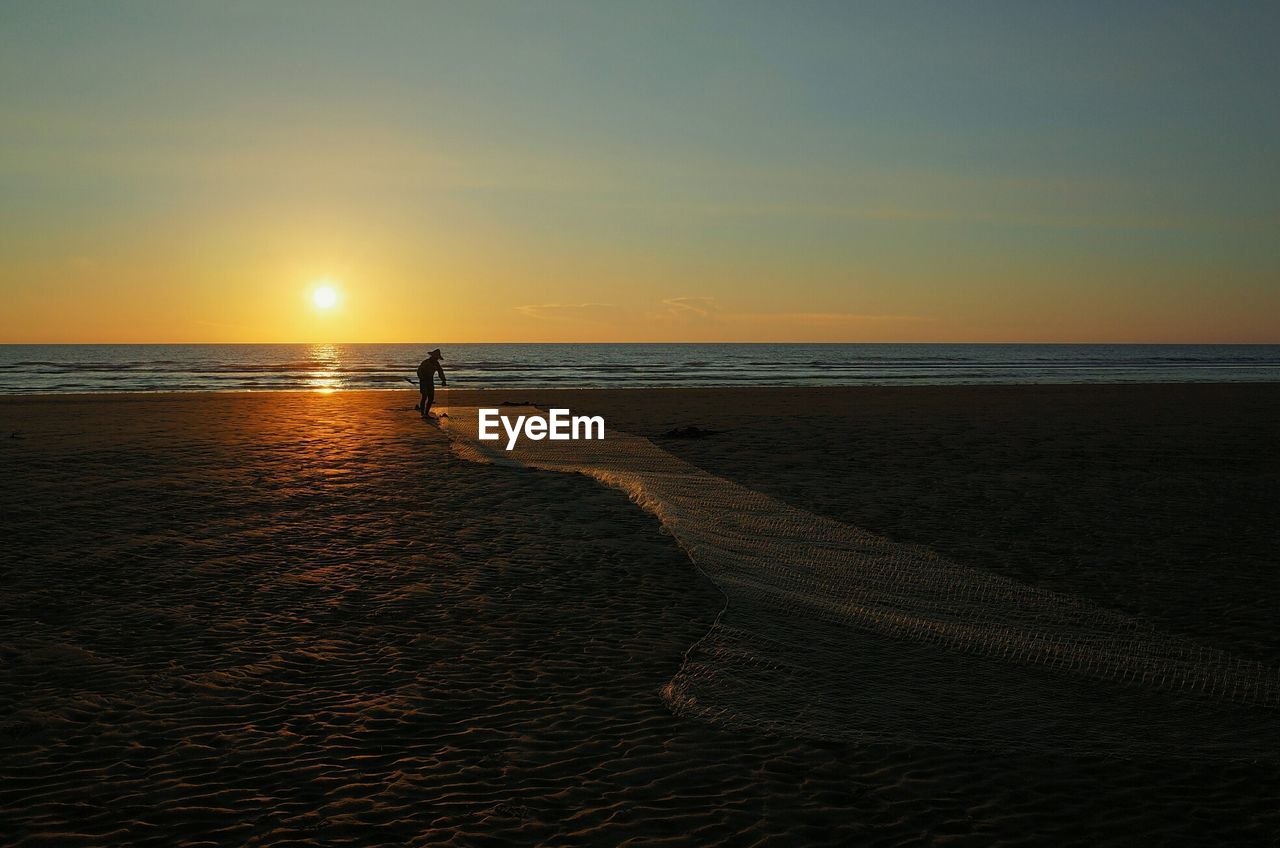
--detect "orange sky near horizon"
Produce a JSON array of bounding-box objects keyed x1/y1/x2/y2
[{"x1": 6, "y1": 275, "x2": 1277, "y2": 345}]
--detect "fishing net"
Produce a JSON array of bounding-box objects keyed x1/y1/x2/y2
[{"x1": 439, "y1": 405, "x2": 1279, "y2": 754}]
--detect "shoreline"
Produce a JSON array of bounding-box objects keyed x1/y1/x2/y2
[{"x1": 4, "y1": 378, "x2": 1280, "y2": 398}]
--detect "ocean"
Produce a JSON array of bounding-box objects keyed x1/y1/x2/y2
[{"x1": 1, "y1": 343, "x2": 1278, "y2": 393}]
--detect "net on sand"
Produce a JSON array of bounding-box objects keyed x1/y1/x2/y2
[{"x1": 439, "y1": 406, "x2": 1279, "y2": 753}]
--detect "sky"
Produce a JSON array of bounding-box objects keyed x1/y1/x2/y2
[{"x1": 1, "y1": 1, "x2": 1277, "y2": 343}]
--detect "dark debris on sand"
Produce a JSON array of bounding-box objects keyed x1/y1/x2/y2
[{"x1": 658, "y1": 425, "x2": 725, "y2": 439}]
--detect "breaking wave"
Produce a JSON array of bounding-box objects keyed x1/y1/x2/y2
[{"x1": 3, "y1": 343, "x2": 1279, "y2": 393}]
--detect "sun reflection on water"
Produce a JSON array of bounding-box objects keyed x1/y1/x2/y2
[{"x1": 306, "y1": 343, "x2": 341, "y2": 393}]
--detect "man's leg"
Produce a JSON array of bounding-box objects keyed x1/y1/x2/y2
[{"x1": 424, "y1": 389, "x2": 434, "y2": 417}]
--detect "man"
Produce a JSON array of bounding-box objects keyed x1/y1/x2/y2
[{"x1": 415, "y1": 348, "x2": 447, "y2": 418}]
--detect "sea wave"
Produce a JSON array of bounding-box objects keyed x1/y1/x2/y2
[{"x1": 1, "y1": 343, "x2": 1278, "y2": 393}]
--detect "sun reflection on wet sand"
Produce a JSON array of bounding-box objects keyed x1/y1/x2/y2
[{"x1": 306, "y1": 376, "x2": 340, "y2": 393}]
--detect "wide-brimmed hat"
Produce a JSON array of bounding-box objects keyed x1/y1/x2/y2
[{"x1": 428, "y1": 348, "x2": 442, "y2": 359}]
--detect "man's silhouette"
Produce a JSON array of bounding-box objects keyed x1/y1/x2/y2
[{"x1": 415, "y1": 348, "x2": 447, "y2": 418}]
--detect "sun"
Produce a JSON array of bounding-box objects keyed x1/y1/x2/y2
[{"x1": 312, "y1": 282, "x2": 339, "y2": 310}]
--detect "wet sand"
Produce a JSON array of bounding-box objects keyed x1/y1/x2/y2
[{"x1": 2, "y1": 386, "x2": 1277, "y2": 846}]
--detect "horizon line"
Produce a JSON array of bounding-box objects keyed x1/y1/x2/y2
[{"x1": 2, "y1": 340, "x2": 1279, "y2": 347}]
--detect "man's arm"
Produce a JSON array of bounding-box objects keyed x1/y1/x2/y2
[{"x1": 437, "y1": 363, "x2": 447, "y2": 386}]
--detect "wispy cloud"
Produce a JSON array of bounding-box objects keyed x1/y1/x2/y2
[
  {"x1": 658, "y1": 296, "x2": 928, "y2": 327},
  {"x1": 661, "y1": 296, "x2": 720, "y2": 319},
  {"x1": 513, "y1": 295, "x2": 933, "y2": 339},
  {"x1": 737, "y1": 311, "x2": 932, "y2": 325},
  {"x1": 515, "y1": 302, "x2": 615, "y2": 320}
]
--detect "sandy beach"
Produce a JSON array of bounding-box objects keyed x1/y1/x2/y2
[{"x1": 2, "y1": 385, "x2": 1277, "y2": 846}]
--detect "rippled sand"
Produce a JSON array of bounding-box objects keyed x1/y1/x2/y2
[{"x1": 2, "y1": 387, "x2": 1277, "y2": 846}]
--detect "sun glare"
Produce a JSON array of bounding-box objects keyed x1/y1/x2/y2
[{"x1": 312, "y1": 282, "x2": 339, "y2": 310}]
